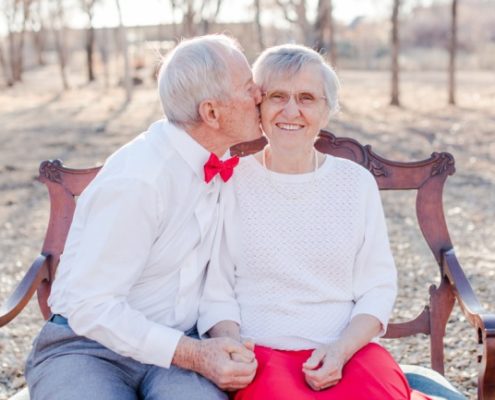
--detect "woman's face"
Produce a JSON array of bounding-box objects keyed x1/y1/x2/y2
[{"x1": 260, "y1": 63, "x2": 330, "y2": 153}]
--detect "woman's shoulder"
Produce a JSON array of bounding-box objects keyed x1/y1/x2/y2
[{"x1": 329, "y1": 155, "x2": 374, "y2": 180}]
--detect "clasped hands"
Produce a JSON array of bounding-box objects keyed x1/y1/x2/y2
[
  {"x1": 195, "y1": 337, "x2": 257, "y2": 391},
  {"x1": 197, "y1": 337, "x2": 346, "y2": 392}
]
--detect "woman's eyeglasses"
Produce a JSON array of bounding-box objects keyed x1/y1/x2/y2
[{"x1": 262, "y1": 90, "x2": 327, "y2": 108}]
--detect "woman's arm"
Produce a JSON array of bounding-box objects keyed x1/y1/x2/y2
[
  {"x1": 303, "y1": 173, "x2": 396, "y2": 391},
  {"x1": 208, "y1": 320, "x2": 242, "y2": 341}
]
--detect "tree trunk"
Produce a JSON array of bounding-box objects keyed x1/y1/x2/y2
[
  {"x1": 314, "y1": 0, "x2": 328, "y2": 51},
  {"x1": 12, "y1": 0, "x2": 32, "y2": 82},
  {"x1": 0, "y1": 42, "x2": 14, "y2": 86},
  {"x1": 253, "y1": 0, "x2": 265, "y2": 50},
  {"x1": 54, "y1": 32, "x2": 70, "y2": 90},
  {"x1": 99, "y1": 28, "x2": 110, "y2": 89},
  {"x1": 448, "y1": 0, "x2": 458, "y2": 105},
  {"x1": 390, "y1": 0, "x2": 401, "y2": 107},
  {"x1": 81, "y1": 0, "x2": 97, "y2": 82},
  {"x1": 328, "y1": 0, "x2": 337, "y2": 67},
  {"x1": 182, "y1": 0, "x2": 196, "y2": 37},
  {"x1": 32, "y1": 27, "x2": 46, "y2": 66},
  {"x1": 115, "y1": 0, "x2": 132, "y2": 102},
  {"x1": 86, "y1": 25, "x2": 95, "y2": 82},
  {"x1": 7, "y1": 31, "x2": 16, "y2": 85},
  {"x1": 296, "y1": 1, "x2": 312, "y2": 46},
  {"x1": 168, "y1": 0, "x2": 178, "y2": 39},
  {"x1": 314, "y1": 0, "x2": 336, "y2": 66},
  {"x1": 31, "y1": 0, "x2": 46, "y2": 66},
  {"x1": 51, "y1": 0, "x2": 70, "y2": 90}
]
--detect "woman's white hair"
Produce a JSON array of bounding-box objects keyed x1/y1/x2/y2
[
  {"x1": 158, "y1": 35, "x2": 243, "y2": 127},
  {"x1": 252, "y1": 44, "x2": 340, "y2": 114}
]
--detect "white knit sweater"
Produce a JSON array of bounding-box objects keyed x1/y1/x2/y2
[{"x1": 198, "y1": 154, "x2": 397, "y2": 350}]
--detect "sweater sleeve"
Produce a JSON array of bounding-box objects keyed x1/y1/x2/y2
[
  {"x1": 197, "y1": 183, "x2": 241, "y2": 337},
  {"x1": 350, "y1": 173, "x2": 397, "y2": 336}
]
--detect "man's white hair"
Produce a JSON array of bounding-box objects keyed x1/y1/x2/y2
[
  {"x1": 253, "y1": 44, "x2": 340, "y2": 115},
  {"x1": 158, "y1": 35, "x2": 243, "y2": 127}
]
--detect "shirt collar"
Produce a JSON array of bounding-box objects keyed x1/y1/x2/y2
[{"x1": 161, "y1": 120, "x2": 212, "y2": 181}]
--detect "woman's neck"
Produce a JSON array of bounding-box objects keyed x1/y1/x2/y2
[{"x1": 263, "y1": 145, "x2": 318, "y2": 174}]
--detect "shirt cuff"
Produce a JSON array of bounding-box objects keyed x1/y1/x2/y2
[
  {"x1": 350, "y1": 300, "x2": 393, "y2": 337},
  {"x1": 142, "y1": 323, "x2": 184, "y2": 368},
  {"x1": 198, "y1": 303, "x2": 241, "y2": 338}
]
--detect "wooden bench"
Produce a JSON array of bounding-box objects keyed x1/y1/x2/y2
[{"x1": 1, "y1": 130, "x2": 494, "y2": 399}]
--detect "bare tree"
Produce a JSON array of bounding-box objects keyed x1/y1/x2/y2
[
  {"x1": 390, "y1": 0, "x2": 401, "y2": 106},
  {"x1": 48, "y1": 0, "x2": 70, "y2": 89},
  {"x1": 275, "y1": 0, "x2": 337, "y2": 53},
  {"x1": 276, "y1": 0, "x2": 313, "y2": 46},
  {"x1": 448, "y1": 0, "x2": 458, "y2": 105},
  {"x1": 314, "y1": 0, "x2": 337, "y2": 66},
  {"x1": 198, "y1": 0, "x2": 222, "y2": 35},
  {"x1": 80, "y1": 0, "x2": 98, "y2": 82},
  {"x1": 115, "y1": 0, "x2": 132, "y2": 102},
  {"x1": 166, "y1": 0, "x2": 222, "y2": 37}
]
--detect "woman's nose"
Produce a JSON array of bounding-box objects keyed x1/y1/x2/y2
[{"x1": 282, "y1": 96, "x2": 301, "y2": 117}]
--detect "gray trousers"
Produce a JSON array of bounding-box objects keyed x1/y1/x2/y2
[{"x1": 25, "y1": 321, "x2": 227, "y2": 400}]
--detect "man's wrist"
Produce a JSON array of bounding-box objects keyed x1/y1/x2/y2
[{"x1": 172, "y1": 335, "x2": 202, "y2": 372}]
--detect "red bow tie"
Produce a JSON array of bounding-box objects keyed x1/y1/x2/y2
[{"x1": 204, "y1": 153, "x2": 239, "y2": 183}]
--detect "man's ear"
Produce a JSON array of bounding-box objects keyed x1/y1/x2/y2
[{"x1": 198, "y1": 99, "x2": 221, "y2": 129}]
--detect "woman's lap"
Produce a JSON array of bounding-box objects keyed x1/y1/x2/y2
[{"x1": 234, "y1": 343, "x2": 433, "y2": 400}]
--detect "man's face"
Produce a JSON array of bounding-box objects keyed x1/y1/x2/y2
[{"x1": 218, "y1": 53, "x2": 262, "y2": 147}]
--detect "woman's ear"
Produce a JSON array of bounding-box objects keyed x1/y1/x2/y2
[{"x1": 198, "y1": 99, "x2": 221, "y2": 129}]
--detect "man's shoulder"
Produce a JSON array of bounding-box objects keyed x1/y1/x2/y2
[{"x1": 101, "y1": 120, "x2": 178, "y2": 186}]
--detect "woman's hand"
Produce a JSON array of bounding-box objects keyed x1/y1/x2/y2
[
  {"x1": 302, "y1": 342, "x2": 347, "y2": 391},
  {"x1": 302, "y1": 314, "x2": 383, "y2": 391}
]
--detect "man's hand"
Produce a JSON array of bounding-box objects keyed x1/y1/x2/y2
[
  {"x1": 302, "y1": 342, "x2": 346, "y2": 391},
  {"x1": 230, "y1": 340, "x2": 255, "y2": 363},
  {"x1": 173, "y1": 336, "x2": 257, "y2": 391}
]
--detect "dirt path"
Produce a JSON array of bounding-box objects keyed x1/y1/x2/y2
[{"x1": 0, "y1": 67, "x2": 494, "y2": 399}]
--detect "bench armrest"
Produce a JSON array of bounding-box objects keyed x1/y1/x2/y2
[
  {"x1": 443, "y1": 249, "x2": 495, "y2": 400},
  {"x1": 0, "y1": 254, "x2": 50, "y2": 327}
]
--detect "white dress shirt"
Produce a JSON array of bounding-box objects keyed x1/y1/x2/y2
[
  {"x1": 49, "y1": 120, "x2": 224, "y2": 368},
  {"x1": 199, "y1": 155, "x2": 397, "y2": 350}
]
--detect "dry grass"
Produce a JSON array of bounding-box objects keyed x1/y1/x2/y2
[{"x1": 0, "y1": 65, "x2": 494, "y2": 399}]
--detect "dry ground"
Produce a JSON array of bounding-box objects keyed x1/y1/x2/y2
[{"x1": 0, "y1": 64, "x2": 494, "y2": 399}]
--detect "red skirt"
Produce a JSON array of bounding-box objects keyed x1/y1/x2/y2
[{"x1": 233, "y1": 343, "x2": 432, "y2": 400}]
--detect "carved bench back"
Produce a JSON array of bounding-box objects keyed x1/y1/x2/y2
[{"x1": 37, "y1": 130, "x2": 456, "y2": 374}]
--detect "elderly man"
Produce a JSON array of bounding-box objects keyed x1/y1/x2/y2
[{"x1": 25, "y1": 35, "x2": 261, "y2": 400}]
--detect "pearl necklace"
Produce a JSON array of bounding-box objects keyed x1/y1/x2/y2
[{"x1": 262, "y1": 146, "x2": 319, "y2": 201}]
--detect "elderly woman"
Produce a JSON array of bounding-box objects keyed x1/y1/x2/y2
[{"x1": 198, "y1": 45, "x2": 432, "y2": 400}]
